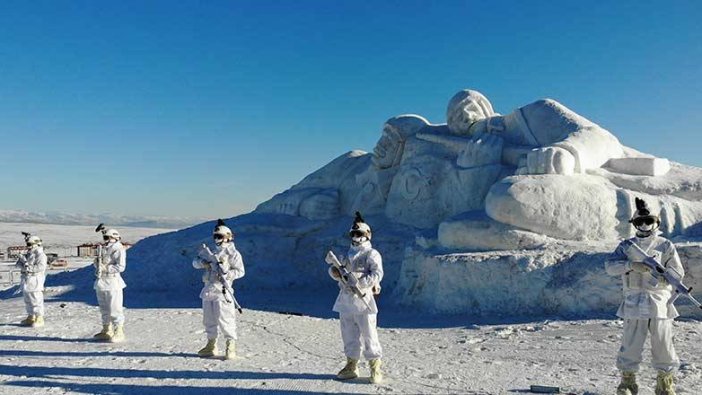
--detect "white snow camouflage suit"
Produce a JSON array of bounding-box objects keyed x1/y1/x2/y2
[
  {"x1": 605, "y1": 234, "x2": 684, "y2": 373},
  {"x1": 329, "y1": 240, "x2": 384, "y2": 360},
  {"x1": 192, "y1": 242, "x2": 245, "y2": 340}
]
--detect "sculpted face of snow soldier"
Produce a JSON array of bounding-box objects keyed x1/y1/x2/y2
[
  {"x1": 326, "y1": 212, "x2": 384, "y2": 384},
  {"x1": 605, "y1": 198, "x2": 684, "y2": 395}
]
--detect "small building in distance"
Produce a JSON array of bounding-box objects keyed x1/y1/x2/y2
[
  {"x1": 77, "y1": 243, "x2": 100, "y2": 257},
  {"x1": 7, "y1": 246, "x2": 27, "y2": 260}
]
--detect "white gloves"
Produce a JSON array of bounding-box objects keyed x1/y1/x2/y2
[{"x1": 325, "y1": 251, "x2": 336, "y2": 265}]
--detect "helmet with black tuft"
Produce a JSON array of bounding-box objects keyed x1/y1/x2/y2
[{"x1": 213, "y1": 219, "x2": 234, "y2": 244}]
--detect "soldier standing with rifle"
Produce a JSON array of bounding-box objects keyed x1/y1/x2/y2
[
  {"x1": 15, "y1": 232, "x2": 48, "y2": 328},
  {"x1": 326, "y1": 212, "x2": 384, "y2": 384},
  {"x1": 92, "y1": 224, "x2": 127, "y2": 343},
  {"x1": 192, "y1": 219, "x2": 245, "y2": 360},
  {"x1": 605, "y1": 198, "x2": 685, "y2": 395}
]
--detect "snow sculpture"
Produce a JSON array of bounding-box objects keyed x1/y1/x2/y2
[
  {"x1": 256, "y1": 88, "x2": 702, "y2": 245},
  {"x1": 123, "y1": 87, "x2": 702, "y2": 318}
]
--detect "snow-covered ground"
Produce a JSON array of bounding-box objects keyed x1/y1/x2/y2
[{"x1": 1, "y1": 296, "x2": 701, "y2": 394}]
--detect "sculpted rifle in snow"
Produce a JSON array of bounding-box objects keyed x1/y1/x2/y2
[
  {"x1": 197, "y1": 244, "x2": 243, "y2": 314},
  {"x1": 325, "y1": 250, "x2": 372, "y2": 310},
  {"x1": 625, "y1": 241, "x2": 702, "y2": 309}
]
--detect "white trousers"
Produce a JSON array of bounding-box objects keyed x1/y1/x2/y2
[
  {"x1": 23, "y1": 291, "x2": 44, "y2": 316},
  {"x1": 203, "y1": 299, "x2": 237, "y2": 340},
  {"x1": 617, "y1": 318, "x2": 679, "y2": 373},
  {"x1": 339, "y1": 313, "x2": 382, "y2": 360},
  {"x1": 96, "y1": 289, "x2": 124, "y2": 326}
]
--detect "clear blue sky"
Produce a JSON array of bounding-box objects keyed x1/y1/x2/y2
[{"x1": 1, "y1": 0, "x2": 700, "y2": 219}]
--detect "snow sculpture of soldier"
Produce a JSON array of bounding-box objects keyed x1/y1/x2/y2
[
  {"x1": 92, "y1": 225, "x2": 127, "y2": 343},
  {"x1": 326, "y1": 212, "x2": 384, "y2": 384},
  {"x1": 605, "y1": 198, "x2": 683, "y2": 395},
  {"x1": 192, "y1": 219, "x2": 245, "y2": 360},
  {"x1": 15, "y1": 232, "x2": 48, "y2": 327}
]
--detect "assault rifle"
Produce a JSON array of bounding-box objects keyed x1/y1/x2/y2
[
  {"x1": 325, "y1": 250, "x2": 372, "y2": 310},
  {"x1": 626, "y1": 241, "x2": 702, "y2": 309},
  {"x1": 94, "y1": 244, "x2": 105, "y2": 278},
  {"x1": 197, "y1": 244, "x2": 243, "y2": 314},
  {"x1": 94, "y1": 223, "x2": 107, "y2": 278}
]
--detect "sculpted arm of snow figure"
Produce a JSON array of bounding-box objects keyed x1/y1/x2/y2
[
  {"x1": 106, "y1": 246, "x2": 126, "y2": 274},
  {"x1": 357, "y1": 251, "x2": 384, "y2": 291},
  {"x1": 605, "y1": 242, "x2": 632, "y2": 276},
  {"x1": 522, "y1": 100, "x2": 623, "y2": 175}
]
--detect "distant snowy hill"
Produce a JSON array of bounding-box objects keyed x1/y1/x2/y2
[{"x1": 0, "y1": 209, "x2": 201, "y2": 229}]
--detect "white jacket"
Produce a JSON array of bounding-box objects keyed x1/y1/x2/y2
[
  {"x1": 192, "y1": 242, "x2": 245, "y2": 301},
  {"x1": 330, "y1": 241, "x2": 383, "y2": 315},
  {"x1": 605, "y1": 234, "x2": 685, "y2": 319},
  {"x1": 15, "y1": 246, "x2": 47, "y2": 292},
  {"x1": 93, "y1": 241, "x2": 127, "y2": 291}
]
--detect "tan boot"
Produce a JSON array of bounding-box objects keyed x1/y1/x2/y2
[
  {"x1": 20, "y1": 315, "x2": 35, "y2": 327},
  {"x1": 337, "y1": 357, "x2": 359, "y2": 380},
  {"x1": 655, "y1": 371, "x2": 675, "y2": 395},
  {"x1": 93, "y1": 324, "x2": 113, "y2": 341},
  {"x1": 369, "y1": 359, "x2": 383, "y2": 384},
  {"x1": 224, "y1": 339, "x2": 236, "y2": 360},
  {"x1": 31, "y1": 315, "x2": 44, "y2": 328},
  {"x1": 198, "y1": 339, "x2": 217, "y2": 357},
  {"x1": 110, "y1": 324, "x2": 125, "y2": 343},
  {"x1": 617, "y1": 371, "x2": 638, "y2": 395}
]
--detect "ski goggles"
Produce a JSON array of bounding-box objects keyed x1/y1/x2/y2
[
  {"x1": 349, "y1": 230, "x2": 366, "y2": 238},
  {"x1": 632, "y1": 216, "x2": 656, "y2": 226}
]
